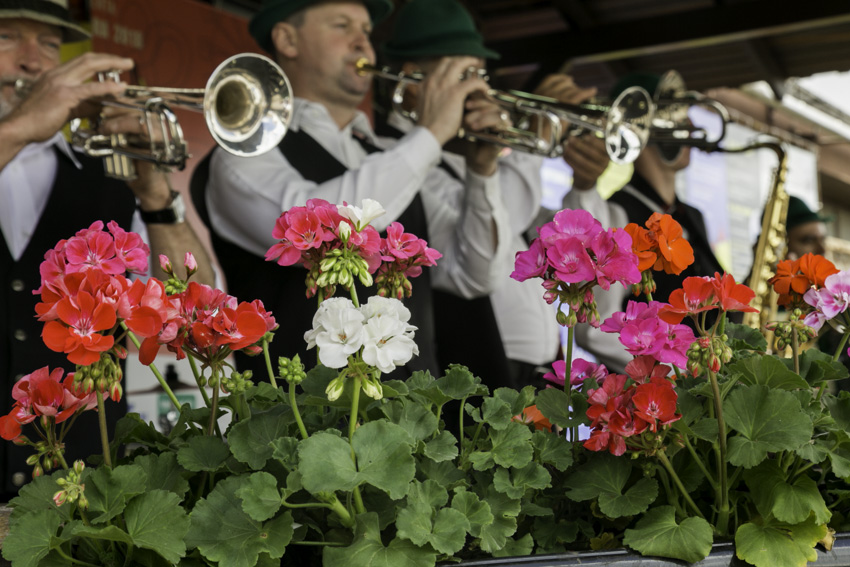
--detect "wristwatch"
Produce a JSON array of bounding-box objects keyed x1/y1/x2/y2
[{"x1": 139, "y1": 190, "x2": 186, "y2": 224}]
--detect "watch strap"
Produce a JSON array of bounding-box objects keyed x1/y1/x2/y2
[{"x1": 139, "y1": 190, "x2": 185, "y2": 224}]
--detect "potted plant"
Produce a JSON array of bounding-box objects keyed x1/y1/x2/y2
[{"x1": 2, "y1": 202, "x2": 849, "y2": 567}]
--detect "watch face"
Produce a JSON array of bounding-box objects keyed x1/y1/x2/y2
[{"x1": 172, "y1": 192, "x2": 187, "y2": 224}]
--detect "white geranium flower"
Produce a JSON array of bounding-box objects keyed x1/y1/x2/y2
[
  {"x1": 361, "y1": 313, "x2": 419, "y2": 374},
  {"x1": 305, "y1": 298, "x2": 365, "y2": 368},
  {"x1": 360, "y1": 295, "x2": 413, "y2": 324},
  {"x1": 337, "y1": 199, "x2": 386, "y2": 231}
]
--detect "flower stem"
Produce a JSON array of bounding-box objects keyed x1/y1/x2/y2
[
  {"x1": 565, "y1": 325, "x2": 579, "y2": 443},
  {"x1": 706, "y1": 368, "x2": 729, "y2": 534},
  {"x1": 290, "y1": 380, "x2": 309, "y2": 440},
  {"x1": 682, "y1": 434, "x2": 717, "y2": 490},
  {"x1": 187, "y1": 353, "x2": 212, "y2": 407},
  {"x1": 348, "y1": 376, "x2": 365, "y2": 514},
  {"x1": 792, "y1": 327, "x2": 801, "y2": 375},
  {"x1": 835, "y1": 325, "x2": 850, "y2": 363},
  {"x1": 121, "y1": 325, "x2": 181, "y2": 411},
  {"x1": 95, "y1": 390, "x2": 112, "y2": 468},
  {"x1": 262, "y1": 338, "x2": 278, "y2": 388},
  {"x1": 207, "y1": 379, "x2": 219, "y2": 437},
  {"x1": 656, "y1": 450, "x2": 704, "y2": 519}
]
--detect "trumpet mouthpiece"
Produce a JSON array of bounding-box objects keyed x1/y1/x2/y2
[{"x1": 354, "y1": 58, "x2": 371, "y2": 74}]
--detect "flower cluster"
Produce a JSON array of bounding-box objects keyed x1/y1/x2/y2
[
  {"x1": 769, "y1": 252, "x2": 838, "y2": 309},
  {"x1": 305, "y1": 296, "x2": 419, "y2": 399},
  {"x1": 625, "y1": 212, "x2": 695, "y2": 295},
  {"x1": 803, "y1": 270, "x2": 850, "y2": 333},
  {"x1": 266, "y1": 199, "x2": 441, "y2": 300},
  {"x1": 512, "y1": 208, "x2": 640, "y2": 327},
  {"x1": 585, "y1": 371, "x2": 680, "y2": 456},
  {"x1": 601, "y1": 301, "x2": 696, "y2": 368}
]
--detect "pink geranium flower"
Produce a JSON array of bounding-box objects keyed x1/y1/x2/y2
[{"x1": 546, "y1": 238, "x2": 596, "y2": 284}]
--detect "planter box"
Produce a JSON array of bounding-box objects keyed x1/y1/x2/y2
[{"x1": 453, "y1": 533, "x2": 850, "y2": 567}]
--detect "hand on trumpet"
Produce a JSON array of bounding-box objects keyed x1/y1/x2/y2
[
  {"x1": 460, "y1": 94, "x2": 513, "y2": 176},
  {"x1": 1, "y1": 52, "x2": 132, "y2": 148},
  {"x1": 563, "y1": 134, "x2": 610, "y2": 191}
]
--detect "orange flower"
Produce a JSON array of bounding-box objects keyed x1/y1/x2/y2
[
  {"x1": 625, "y1": 223, "x2": 656, "y2": 272},
  {"x1": 513, "y1": 405, "x2": 552, "y2": 431},
  {"x1": 769, "y1": 253, "x2": 838, "y2": 307},
  {"x1": 646, "y1": 213, "x2": 694, "y2": 275}
]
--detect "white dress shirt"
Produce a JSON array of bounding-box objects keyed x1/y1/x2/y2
[
  {"x1": 0, "y1": 134, "x2": 146, "y2": 262},
  {"x1": 388, "y1": 112, "x2": 560, "y2": 366},
  {"x1": 207, "y1": 98, "x2": 510, "y2": 299}
]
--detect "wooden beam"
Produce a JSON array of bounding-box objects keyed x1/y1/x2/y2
[{"x1": 491, "y1": 0, "x2": 850, "y2": 75}]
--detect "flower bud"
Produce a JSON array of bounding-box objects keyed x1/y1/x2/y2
[
  {"x1": 361, "y1": 376, "x2": 383, "y2": 400},
  {"x1": 184, "y1": 252, "x2": 198, "y2": 276},
  {"x1": 53, "y1": 490, "x2": 67, "y2": 507},
  {"x1": 159, "y1": 254, "x2": 174, "y2": 275},
  {"x1": 325, "y1": 376, "x2": 346, "y2": 402},
  {"x1": 338, "y1": 221, "x2": 352, "y2": 243},
  {"x1": 109, "y1": 382, "x2": 123, "y2": 403},
  {"x1": 73, "y1": 460, "x2": 85, "y2": 476}
]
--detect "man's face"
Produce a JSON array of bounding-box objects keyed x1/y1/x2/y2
[
  {"x1": 0, "y1": 18, "x2": 62, "y2": 117},
  {"x1": 786, "y1": 220, "x2": 827, "y2": 260},
  {"x1": 289, "y1": 2, "x2": 375, "y2": 106}
]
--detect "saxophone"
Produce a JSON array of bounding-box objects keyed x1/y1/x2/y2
[{"x1": 740, "y1": 142, "x2": 789, "y2": 332}]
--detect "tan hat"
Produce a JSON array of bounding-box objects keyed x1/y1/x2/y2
[{"x1": 0, "y1": 0, "x2": 90, "y2": 43}]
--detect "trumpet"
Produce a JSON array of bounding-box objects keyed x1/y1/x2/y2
[
  {"x1": 6, "y1": 53, "x2": 293, "y2": 180},
  {"x1": 648, "y1": 69, "x2": 730, "y2": 151},
  {"x1": 356, "y1": 58, "x2": 654, "y2": 163}
]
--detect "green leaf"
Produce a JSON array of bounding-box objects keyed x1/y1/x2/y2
[
  {"x1": 186, "y1": 476, "x2": 293, "y2": 567},
  {"x1": 623, "y1": 505, "x2": 713, "y2": 563},
  {"x1": 451, "y1": 488, "x2": 493, "y2": 538},
  {"x1": 1, "y1": 510, "x2": 61, "y2": 567},
  {"x1": 532, "y1": 430, "x2": 573, "y2": 471},
  {"x1": 352, "y1": 421, "x2": 417, "y2": 500},
  {"x1": 228, "y1": 407, "x2": 291, "y2": 469},
  {"x1": 491, "y1": 533, "x2": 534, "y2": 558},
  {"x1": 724, "y1": 385, "x2": 814, "y2": 468},
  {"x1": 125, "y1": 490, "x2": 190, "y2": 564},
  {"x1": 493, "y1": 463, "x2": 551, "y2": 499},
  {"x1": 789, "y1": 348, "x2": 849, "y2": 385},
  {"x1": 177, "y1": 435, "x2": 231, "y2": 472},
  {"x1": 269, "y1": 436, "x2": 300, "y2": 470},
  {"x1": 418, "y1": 458, "x2": 465, "y2": 485},
  {"x1": 396, "y1": 487, "x2": 470, "y2": 556},
  {"x1": 133, "y1": 453, "x2": 190, "y2": 497},
  {"x1": 726, "y1": 321, "x2": 768, "y2": 351},
  {"x1": 735, "y1": 516, "x2": 827, "y2": 567},
  {"x1": 689, "y1": 418, "x2": 720, "y2": 442},
  {"x1": 477, "y1": 486, "x2": 520, "y2": 553},
  {"x1": 730, "y1": 356, "x2": 809, "y2": 390},
  {"x1": 381, "y1": 399, "x2": 438, "y2": 442},
  {"x1": 323, "y1": 513, "x2": 437, "y2": 567},
  {"x1": 8, "y1": 474, "x2": 70, "y2": 523},
  {"x1": 534, "y1": 387, "x2": 575, "y2": 428},
  {"x1": 428, "y1": 508, "x2": 471, "y2": 555},
  {"x1": 564, "y1": 453, "x2": 655, "y2": 518},
  {"x1": 423, "y1": 430, "x2": 458, "y2": 462},
  {"x1": 830, "y1": 446, "x2": 850, "y2": 480},
  {"x1": 486, "y1": 422, "x2": 534, "y2": 469},
  {"x1": 480, "y1": 397, "x2": 513, "y2": 430},
  {"x1": 409, "y1": 479, "x2": 449, "y2": 508},
  {"x1": 111, "y1": 413, "x2": 171, "y2": 451},
  {"x1": 236, "y1": 472, "x2": 283, "y2": 522},
  {"x1": 298, "y1": 432, "x2": 359, "y2": 494},
  {"x1": 825, "y1": 391, "x2": 850, "y2": 433},
  {"x1": 86, "y1": 464, "x2": 147, "y2": 523},
  {"x1": 435, "y1": 364, "x2": 485, "y2": 400},
  {"x1": 495, "y1": 386, "x2": 536, "y2": 416},
  {"x1": 598, "y1": 477, "x2": 658, "y2": 518},
  {"x1": 744, "y1": 462, "x2": 831, "y2": 524},
  {"x1": 70, "y1": 524, "x2": 134, "y2": 545}
]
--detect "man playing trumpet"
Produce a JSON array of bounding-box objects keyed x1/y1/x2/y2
[
  {"x1": 0, "y1": 0, "x2": 213, "y2": 501},
  {"x1": 197, "y1": 0, "x2": 513, "y2": 380}
]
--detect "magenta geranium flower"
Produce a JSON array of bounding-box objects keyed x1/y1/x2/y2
[
  {"x1": 511, "y1": 238, "x2": 547, "y2": 282},
  {"x1": 539, "y1": 208, "x2": 604, "y2": 246},
  {"x1": 546, "y1": 238, "x2": 596, "y2": 283}
]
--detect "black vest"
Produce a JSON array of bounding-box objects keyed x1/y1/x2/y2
[
  {"x1": 0, "y1": 149, "x2": 135, "y2": 500},
  {"x1": 191, "y1": 130, "x2": 439, "y2": 381}
]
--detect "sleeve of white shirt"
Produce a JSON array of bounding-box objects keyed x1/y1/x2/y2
[
  {"x1": 498, "y1": 151, "x2": 545, "y2": 236},
  {"x1": 206, "y1": 127, "x2": 442, "y2": 258},
  {"x1": 423, "y1": 166, "x2": 510, "y2": 299}
]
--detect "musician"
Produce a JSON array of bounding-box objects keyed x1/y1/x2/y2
[
  {"x1": 607, "y1": 72, "x2": 724, "y2": 308},
  {"x1": 196, "y1": 0, "x2": 512, "y2": 380},
  {"x1": 0, "y1": 0, "x2": 213, "y2": 500},
  {"x1": 785, "y1": 195, "x2": 829, "y2": 260},
  {"x1": 377, "y1": 0, "x2": 549, "y2": 388}
]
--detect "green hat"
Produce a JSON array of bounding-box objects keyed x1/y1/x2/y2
[
  {"x1": 610, "y1": 72, "x2": 661, "y2": 100},
  {"x1": 0, "y1": 0, "x2": 89, "y2": 43},
  {"x1": 249, "y1": 0, "x2": 394, "y2": 54},
  {"x1": 786, "y1": 196, "x2": 831, "y2": 232},
  {"x1": 382, "y1": 0, "x2": 500, "y2": 61}
]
